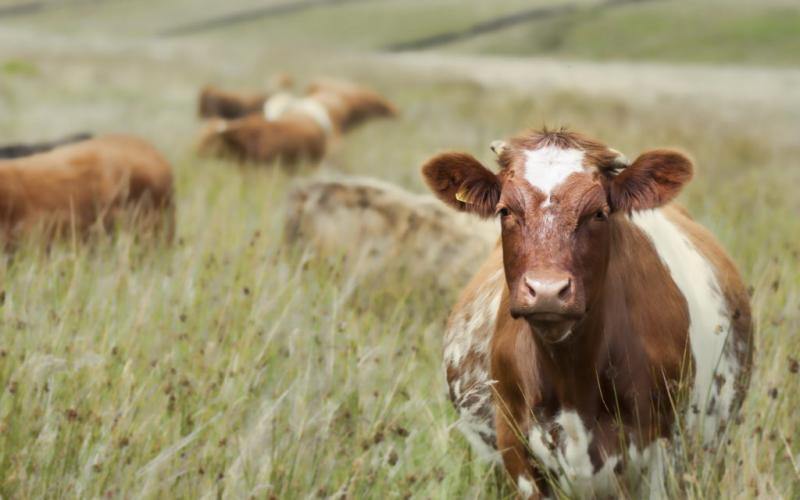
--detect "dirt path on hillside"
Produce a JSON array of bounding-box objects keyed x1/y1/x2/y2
[
  {"x1": 357, "y1": 51, "x2": 800, "y2": 147},
  {"x1": 3, "y1": 26, "x2": 799, "y2": 144},
  {"x1": 370, "y1": 52, "x2": 800, "y2": 113}
]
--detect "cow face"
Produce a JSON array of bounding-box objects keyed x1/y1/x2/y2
[{"x1": 422, "y1": 130, "x2": 692, "y2": 343}]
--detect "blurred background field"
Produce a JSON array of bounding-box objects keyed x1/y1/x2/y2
[{"x1": 0, "y1": 0, "x2": 799, "y2": 498}]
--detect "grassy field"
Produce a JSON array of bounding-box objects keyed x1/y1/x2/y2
[{"x1": 1, "y1": 1, "x2": 799, "y2": 498}]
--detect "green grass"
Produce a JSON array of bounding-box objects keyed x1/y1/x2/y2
[
  {"x1": 0, "y1": 3, "x2": 799, "y2": 498},
  {"x1": 446, "y1": 1, "x2": 800, "y2": 66}
]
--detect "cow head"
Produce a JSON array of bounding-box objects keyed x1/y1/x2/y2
[{"x1": 422, "y1": 129, "x2": 693, "y2": 343}]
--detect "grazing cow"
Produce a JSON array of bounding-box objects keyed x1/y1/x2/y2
[
  {"x1": 0, "y1": 134, "x2": 174, "y2": 242},
  {"x1": 198, "y1": 79, "x2": 397, "y2": 166},
  {"x1": 0, "y1": 132, "x2": 92, "y2": 159},
  {"x1": 283, "y1": 176, "x2": 497, "y2": 289},
  {"x1": 421, "y1": 129, "x2": 753, "y2": 498}
]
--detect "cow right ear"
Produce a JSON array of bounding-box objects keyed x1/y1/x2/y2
[{"x1": 421, "y1": 152, "x2": 501, "y2": 218}]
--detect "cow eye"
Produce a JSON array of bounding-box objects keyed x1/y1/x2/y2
[
  {"x1": 593, "y1": 210, "x2": 607, "y2": 221},
  {"x1": 496, "y1": 207, "x2": 510, "y2": 218}
]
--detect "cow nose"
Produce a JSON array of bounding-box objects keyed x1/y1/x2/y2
[{"x1": 521, "y1": 272, "x2": 575, "y2": 316}]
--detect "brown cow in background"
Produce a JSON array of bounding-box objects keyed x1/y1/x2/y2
[
  {"x1": 197, "y1": 78, "x2": 397, "y2": 166},
  {"x1": 0, "y1": 134, "x2": 174, "y2": 243},
  {"x1": 197, "y1": 114, "x2": 327, "y2": 165}
]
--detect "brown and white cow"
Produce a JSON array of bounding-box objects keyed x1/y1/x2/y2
[
  {"x1": 0, "y1": 134, "x2": 174, "y2": 243},
  {"x1": 198, "y1": 79, "x2": 397, "y2": 166},
  {"x1": 421, "y1": 129, "x2": 753, "y2": 498}
]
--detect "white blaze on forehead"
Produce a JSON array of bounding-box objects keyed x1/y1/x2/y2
[{"x1": 523, "y1": 146, "x2": 586, "y2": 204}]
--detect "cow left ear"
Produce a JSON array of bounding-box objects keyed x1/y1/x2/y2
[{"x1": 608, "y1": 149, "x2": 693, "y2": 212}]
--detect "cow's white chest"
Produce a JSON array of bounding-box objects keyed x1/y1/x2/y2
[
  {"x1": 523, "y1": 146, "x2": 585, "y2": 206},
  {"x1": 525, "y1": 411, "x2": 664, "y2": 498},
  {"x1": 630, "y1": 209, "x2": 739, "y2": 441}
]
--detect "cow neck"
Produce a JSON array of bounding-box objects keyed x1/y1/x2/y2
[{"x1": 530, "y1": 299, "x2": 607, "y2": 415}]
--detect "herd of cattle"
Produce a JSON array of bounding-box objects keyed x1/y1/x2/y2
[
  {"x1": 1, "y1": 76, "x2": 753, "y2": 498},
  {"x1": 0, "y1": 77, "x2": 395, "y2": 243}
]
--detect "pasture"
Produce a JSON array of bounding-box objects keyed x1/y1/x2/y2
[{"x1": 0, "y1": 0, "x2": 799, "y2": 497}]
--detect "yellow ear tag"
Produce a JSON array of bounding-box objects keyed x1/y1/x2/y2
[{"x1": 455, "y1": 188, "x2": 470, "y2": 204}]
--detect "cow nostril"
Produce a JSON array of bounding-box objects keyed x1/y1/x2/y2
[
  {"x1": 558, "y1": 279, "x2": 572, "y2": 300},
  {"x1": 526, "y1": 279, "x2": 537, "y2": 298}
]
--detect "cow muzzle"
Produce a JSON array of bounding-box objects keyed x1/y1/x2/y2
[{"x1": 509, "y1": 270, "x2": 584, "y2": 342}]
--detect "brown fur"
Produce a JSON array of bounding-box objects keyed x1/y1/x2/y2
[
  {"x1": 198, "y1": 86, "x2": 267, "y2": 120},
  {"x1": 422, "y1": 152, "x2": 501, "y2": 217},
  {"x1": 198, "y1": 74, "x2": 294, "y2": 120},
  {"x1": 197, "y1": 114, "x2": 327, "y2": 166},
  {"x1": 0, "y1": 134, "x2": 174, "y2": 243}
]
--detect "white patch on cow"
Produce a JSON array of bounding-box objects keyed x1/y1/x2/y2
[
  {"x1": 443, "y1": 268, "x2": 504, "y2": 463},
  {"x1": 443, "y1": 269, "x2": 503, "y2": 367},
  {"x1": 523, "y1": 147, "x2": 585, "y2": 206},
  {"x1": 263, "y1": 92, "x2": 334, "y2": 134},
  {"x1": 646, "y1": 440, "x2": 668, "y2": 499},
  {"x1": 517, "y1": 476, "x2": 535, "y2": 498},
  {"x1": 630, "y1": 209, "x2": 739, "y2": 442},
  {"x1": 263, "y1": 91, "x2": 293, "y2": 119},
  {"x1": 456, "y1": 419, "x2": 500, "y2": 462},
  {"x1": 554, "y1": 411, "x2": 595, "y2": 482},
  {"x1": 527, "y1": 411, "x2": 625, "y2": 497}
]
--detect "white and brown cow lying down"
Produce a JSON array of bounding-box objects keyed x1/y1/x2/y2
[
  {"x1": 0, "y1": 132, "x2": 92, "y2": 159},
  {"x1": 421, "y1": 129, "x2": 753, "y2": 498},
  {"x1": 283, "y1": 176, "x2": 497, "y2": 289},
  {"x1": 0, "y1": 134, "x2": 174, "y2": 243},
  {"x1": 197, "y1": 79, "x2": 397, "y2": 166}
]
